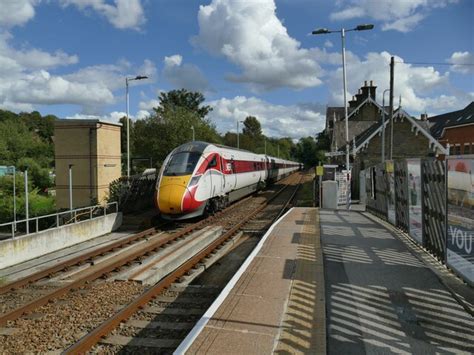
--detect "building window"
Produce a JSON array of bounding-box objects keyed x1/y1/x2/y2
[
  {"x1": 454, "y1": 145, "x2": 461, "y2": 155},
  {"x1": 464, "y1": 143, "x2": 471, "y2": 155}
]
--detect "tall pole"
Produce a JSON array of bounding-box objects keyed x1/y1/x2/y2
[
  {"x1": 277, "y1": 144, "x2": 279, "y2": 158},
  {"x1": 24, "y1": 169, "x2": 29, "y2": 234},
  {"x1": 126, "y1": 78, "x2": 130, "y2": 178},
  {"x1": 237, "y1": 121, "x2": 240, "y2": 149},
  {"x1": 264, "y1": 138, "x2": 267, "y2": 155},
  {"x1": 381, "y1": 89, "x2": 390, "y2": 163},
  {"x1": 69, "y1": 164, "x2": 73, "y2": 211},
  {"x1": 12, "y1": 166, "x2": 16, "y2": 232},
  {"x1": 389, "y1": 56, "x2": 395, "y2": 160},
  {"x1": 341, "y1": 28, "x2": 351, "y2": 210},
  {"x1": 191, "y1": 126, "x2": 195, "y2": 141}
]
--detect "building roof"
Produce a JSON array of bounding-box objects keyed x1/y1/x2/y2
[
  {"x1": 55, "y1": 119, "x2": 122, "y2": 127},
  {"x1": 340, "y1": 108, "x2": 447, "y2": 155},
  {"x1": 428, "y1": 102, "x2": 474, "y2": 139}
]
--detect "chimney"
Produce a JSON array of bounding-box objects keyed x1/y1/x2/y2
[
  {"x1": 349, "y1": 95, "x2": 358, "y2": 108},
  {"x1": 360, "y1": 81, "x2": 370, "y2": 100},
  {"x1": 420, "y1": 113, "x2": 428, "y2": 121},
  {"x1": 369, "y1": 80, "x2": 377, "y2": 100}
]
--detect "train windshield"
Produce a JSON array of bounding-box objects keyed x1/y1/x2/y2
[{"x1": 163, "y1": 152, "x2": 201, "y2": 176}]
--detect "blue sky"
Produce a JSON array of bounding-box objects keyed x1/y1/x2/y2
[{"x1": 0, "y1": 0, "x2": 472, "y2": 139}]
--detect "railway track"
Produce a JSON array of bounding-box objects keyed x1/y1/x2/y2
[{"x1": 0, "y1": 172, "x2": 305, "y2": 353}]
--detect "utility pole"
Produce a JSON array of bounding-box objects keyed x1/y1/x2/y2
[{"x1": 389, "y1": 56, "x2": 395, "y2": 160}]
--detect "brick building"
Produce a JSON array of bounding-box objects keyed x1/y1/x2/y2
[{"x1": 428, "y1": 102, "x2": 474, "y2": 155}]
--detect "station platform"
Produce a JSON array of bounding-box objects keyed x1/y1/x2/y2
[
  {"x1": 177, "y1": 207, "x2": 325, "y2": 354},
  {"x1": 177, "y1": 207, "x2": 474, "y2": 355}
]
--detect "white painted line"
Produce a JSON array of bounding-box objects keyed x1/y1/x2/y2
[{"x1": 173, "y1": 208, "x2": 295, "y2": 355}]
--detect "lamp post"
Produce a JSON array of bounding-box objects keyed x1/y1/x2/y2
[
  {"x1": 237, "y1": 120, "x2": 244, "y2": 149},
  {"x1": 191, "y1": 125, "x2": 195, "y2": 141},
  {"x1": 24, "y1": 169, "x2": 29, "y2": 234},
  {"x1": 312, "y1": 23, "x2": 374, "y2": 210},
  {"x1": 126, "y1": 75, "x2": 148, "y2": 178},
  {"x1": 7, "y1": 166, "x2": 16, "y2": 231},
  {"x1": 68, "y1": 164, "x2": 74, "y2": 211},
  {"x1": 382, "y1": 89, "x2": 390, "y2": 163}
]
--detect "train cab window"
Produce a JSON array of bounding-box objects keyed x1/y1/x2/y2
[
  {"x1": 207, "y1": 156, "x2": 217, "y2": 169},
  {"x1": 163, "y1": 152, "x2": 200, "y2": 176}
]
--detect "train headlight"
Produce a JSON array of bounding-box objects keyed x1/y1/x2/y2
[{"x1": 189, "y1": 175, "x2": 201, "y2": 186}]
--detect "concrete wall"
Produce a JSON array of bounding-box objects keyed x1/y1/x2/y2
[{"x1": 0, "y1": 212, "x2": 122, "y2": 269}]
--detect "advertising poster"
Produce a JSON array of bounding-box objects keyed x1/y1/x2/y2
[
  {"x1": 407, "y1": 159, "x2": 423, "y2": 244},
  {"x1": 336, "y1": 170, "x2": 350, "y2": 205},
  {"x1": 386, "y1": 161, "x2": 396, "y2": 225},
  {"x1": 447, "y1": 157, "x2": 474, "y2": 285}
]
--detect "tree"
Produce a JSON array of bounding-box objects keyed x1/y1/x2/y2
[
  {"x1": 131, "y1": 89, "x2": 221, "y2": 173},
  {"x1": 242, "y1": 116, "x2": 262, "y2": 139},
  {"x1": 153, "y1": 89, "x2": 212, "y2": 120}
]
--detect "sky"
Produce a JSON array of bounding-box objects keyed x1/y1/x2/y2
[{"x1": 0, "y1": 0, "x2": 472, "y2": 140}]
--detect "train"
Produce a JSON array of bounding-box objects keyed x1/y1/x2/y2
[{"x1": 156, "y1": 141, "x2": 301, "y2": 220}]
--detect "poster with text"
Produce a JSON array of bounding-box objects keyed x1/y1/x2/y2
[
  {"x1": 407, "y1": 159, "x2": 422, "y2": 244},
  {"x1": 447, "y1": 157, "x2": 473, "y2": 285},
  {"x1": 386, "y1": 161, "x2": 396, "y2": 225}
]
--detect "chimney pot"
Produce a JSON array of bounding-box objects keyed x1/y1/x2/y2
[
  {"x1": 370, "y1": 80, "x2": 373, "y2": 86},
  {"x1": 364, "y1": 80, "x2": 368, "y2": 86}
]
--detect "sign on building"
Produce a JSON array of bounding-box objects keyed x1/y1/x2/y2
[{"x1": 446, "y1": 156, "x2": 473, "y2": 285}]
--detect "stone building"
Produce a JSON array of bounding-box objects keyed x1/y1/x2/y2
[
  {"x1": 326, "y1": 81, "x2": 447, "y2": 199},
  {"x1": 54, "y1": 119, "x2": 122, "y2": 209}
]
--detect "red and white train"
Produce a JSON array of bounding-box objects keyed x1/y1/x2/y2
[{"x1": 156, "y1": 141, "x2": 301, "y2": 219}]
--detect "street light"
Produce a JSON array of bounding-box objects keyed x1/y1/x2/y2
[
  {"x1": 381, "y1": 89, "x2": 390, "y2": 163},
  {"x1": 126, "y1": 75, "x2": 148, "y2": 178},
  {"x1": 190, "y1": 125, "x2": 195, "y2": 141},
  {"x1": 312, "y1": 23, "x2": 374, "y2": 210},
  {"x1": 237, "y1": 120, "x2": 244, "y2": 149}
]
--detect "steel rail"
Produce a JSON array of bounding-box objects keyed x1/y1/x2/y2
[
  {"x1": 64, "y1": 173, "x2": 302, "y2": 354},
  {"x1": 0, "y1": 194, "x2": 256, "y2": 326},
  {"x1": 0, "y1": 227, "x2": 157, "y2": 295},
  {"x1": 0, "y1": 192, "x2": 257, "y2": 295}
]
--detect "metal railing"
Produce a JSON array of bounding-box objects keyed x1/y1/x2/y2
[{"x1": 0, "y1": 202, "x2": 118, "y2": 240}]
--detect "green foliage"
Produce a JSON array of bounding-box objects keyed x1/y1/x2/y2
[
  {"x1": 131, "y1": 89, "x2": 221, "y2": 173},
  {"x1": 0, "y1": 110, "x2": 56, "y2": 184},
  {"x1": 153, "y1": 89, "x2": 213, "y2": 120},
  {"x1": 293, "y1": 130, "x2": 330, "y2": 168},
  {"x1": 242, "y1": 116, "x2": 263, "y2": 139},
  {"x1": 0, "y1": 175, "x2": 55, "y2": 223}
]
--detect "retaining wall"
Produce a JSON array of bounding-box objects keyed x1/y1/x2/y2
[{"x1": 0, "y1": 213, "x2": 122, "y2": 269}]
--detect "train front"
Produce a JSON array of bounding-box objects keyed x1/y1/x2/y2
[{"x1": 156, "y1": 142, "x2": 207, "y2": 219}]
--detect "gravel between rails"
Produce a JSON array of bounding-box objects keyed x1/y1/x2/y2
[{"x1": 0, "y1": 281, "x2": 145, "y2": 354}]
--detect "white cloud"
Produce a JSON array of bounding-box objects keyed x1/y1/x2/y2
[
  {"x1": 448, "y1": 51, "x2": 474, "y2": 74},
  {"x1": 162, "y1": 54, "x2": 209, "y2": 92},
  {"x1": 0, "y1": 32, "x2": 78, "y2": 70},
  {"x1": 0, "y1": 0, "x2": 37, "y2": 27},
  {"x1": 0, "y1": 31, "x2": 156, "y2": 114},
  {"x1": 60, "y1": 0, "x2": 145, "y2": 30},
  {"x1": 208, "y1": 96, "x2": 326, "y2": 139},
  {"x1": 193, "y1": 0, "x2": 322, "y2": 91},
  {"x1": 139, "y1": 98, "x2": 159, "y2": 111},
  {"x1": 326, "y1": 50, "x2": 470, "y2": 114},
  {"x1": 330, "y1": 0, "x2": 458, "y2": 32},
  {"x1": 324, "y1": 40, "x2": 334, "y2": 48}
]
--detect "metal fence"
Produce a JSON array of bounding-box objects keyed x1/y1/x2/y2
[
  {"x1": 0, "y1": 202, "x2": 118, "y2": 240},
  {"x1": 421, "y1": 159, "x2": 446, "y2": 261},
  {"x1": 364, "y1": 158, "x2": 446, "y2": 260}
]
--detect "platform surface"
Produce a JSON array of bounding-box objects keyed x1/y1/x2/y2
[
  {"x1": 183, "y1": 207, "x2": 325, "y2": 354},
  {"x1": 320, "y1": 209, "x2": 474, "y2": 354}
]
